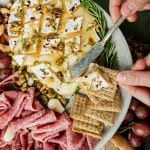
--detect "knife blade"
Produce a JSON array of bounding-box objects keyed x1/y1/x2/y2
[
  {"x1": 69, "y1": 16, "x2": 125, "y2": 78},
  {"x1": 70, "y1": 42, "x2": 104, "y2": 78}
]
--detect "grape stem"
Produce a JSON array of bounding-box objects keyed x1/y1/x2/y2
[{"x1": 118, "y1": 126, "x2": 132, "y2": 134}]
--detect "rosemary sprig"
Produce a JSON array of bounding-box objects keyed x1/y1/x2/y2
[{"x1": 81, "y1": 0, "x2": 119, "y2": 69}]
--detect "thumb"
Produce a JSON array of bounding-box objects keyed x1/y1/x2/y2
[
  {"x1": 117, "y1": 71, "x2": 150, "y2": 87},
  {"x1": 121, "y1": 0, "x2": 149, "y2": 17}
]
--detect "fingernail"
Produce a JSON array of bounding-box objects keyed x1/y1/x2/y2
[{"x1": 117, "y1": 72, "x2": 126, "y2": 82}]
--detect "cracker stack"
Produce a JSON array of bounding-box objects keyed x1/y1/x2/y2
[
  {"x1": 70, "y1": 64, "x2": 121, "y2": 139},
  {"x1": 70, "y1": 94, "x2": 104, "y2": 139}
]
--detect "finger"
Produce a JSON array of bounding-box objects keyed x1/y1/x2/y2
[
  {"x1": 139, "y1": 2, "x2": 150, "y2": 10},
  {"x1": 121, "y1": 0, "x2": 148, "y2": 17},
  {"x1": 109, "y1": 0, "x2": 122, "y2": 23},
  {"x1": 144, "y1": 53, "x2": 150, "y2": 68},
  {"x1": 131, "y1": 59, "x2": 147, "y2": 70},
  {"x1": 119, "y1": 83, "x2": 150, "y2": 106},
  {"x1": 127, "y1": 13, "x2": 137, "y2": 22},
  {"x1": 117, "y1": 71, "x2": 150, "y2": 87}
]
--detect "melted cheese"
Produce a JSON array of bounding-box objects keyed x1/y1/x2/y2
[
  {"x1": 65, "y1": 36, "x2": 81, "y2": 55},
  {"x1": 9, "y1": 2, "x2": 102, "y2": 97},
  {"x1": 40, "y1": 39, "x2": 61, "y2": 54},
  {"x1": 25, "y1": 8, "x2": 41, "y2": 23},
  {"x1": 64, "y1": 17, "x2": 83, "y2": 33},
  {"x1": 41, "y1": 16, "x2": 60, "y2": 34},
  {"x1": 23, "y1": 21, "x2": 40, "y2": 38},
  {"x1": 13, "y1": 55, "x2": 25, "y2": 66},
  {"x1": 9, "y1": 38, "x2": 18, "y2": 49},
  {"x1": 31, "y1": 63, "x2": 52, "y2": 80},
  {"x1": 65, "y1": 0, "x2": 81, "y2": 12},
  {"x1": 23, "y1": 54, "x2": 37, "y2": 66},
  {"x1": 24, "y1": 0, "x2": 39, "y2": 7},
  {"x1": 80, "y1": 71, "x2": 109, "y2": 90}
]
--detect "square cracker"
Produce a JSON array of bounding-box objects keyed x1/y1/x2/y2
[
  {"x1": 80, "y1": 64, "x2": 118, "y2": 101},
  {"x1": 84, "y1": 109, "x2": 117, "y2": 126},
  {"x1": 70, "y1": 94, "x2": 100, "y2": 125},
  {"x1": 72, "y1": 128, "x2": 101, "y2": 139},
  {"x1": 88, "y1": 90, "x2": 121, "y2": 112},
  {"x1": 73, "y1": 119, "x2": 104, "y2": 137}
]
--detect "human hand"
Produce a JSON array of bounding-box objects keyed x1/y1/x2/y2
[
  {"x1": 109, "y1": 0, "x2": 150, "y2": 22},
  {"x1": 117, "y1": 54, "x2": 150, "y2": 106}
]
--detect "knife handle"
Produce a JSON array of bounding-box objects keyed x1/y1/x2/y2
[{"x1": 101, "y1": 16, "x2": 126, "y2": 46}]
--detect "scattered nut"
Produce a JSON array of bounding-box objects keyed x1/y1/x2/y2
[
  {"x1": 48, "y1": 98, "x2": 65, "y2": 113},
  {"x1": 1, "y1": 33, "x2": 9, "y2": 44},
  {"x1": 0, "y1": 8, "x2": 10, "y2": 14},
  {"x1": 2, "y1": 14, "x2": 9, "y2": 24},
  {"x1": 0, "y1": 44, "x2": 11, "y2": 52},
  {"x1": 7, "y1": 3, "x2": 12, "y2": 9},
  {"x1": 0, "y1": 24, "x2": 5, "y2": 36}
]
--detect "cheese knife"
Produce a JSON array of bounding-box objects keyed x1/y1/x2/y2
[{"x1": 69, "y1": 16, "x2": 125, "y2": 78}]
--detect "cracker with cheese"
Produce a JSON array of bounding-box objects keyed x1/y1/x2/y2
[{"x1": 80, "y1": 63, "x2": 118, "y2": 101}]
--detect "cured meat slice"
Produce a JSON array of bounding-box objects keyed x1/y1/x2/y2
[
  {"x1": 48, "y1": 133, "x2": 67, "y2": 150},
  {"x1": 66, "y1": 127, "x2": 85, "y2": 150},
  {"x1": 0, "y1": 92, "x2": 27, "y2": 129},
  {"x1": 27, "y1": 111, "x2": 57, "y2": 129},
  {"x1": 11, "y1": 109, "x2": 46, "y2": 132},
  {"x1": 86, "y1": 136, "x2": 98, "y2": 150},
  {"x1": 32, "y1": 132, "x2": 59, "y2": 142},
  {"x1": 33, "y1": 112, "x2": 71, "y2": 134},
  {"x1": 0, "y1": 72, "x2": 18, "y2": 89},
  {"x1": 19, "y1": 129, "x2": 28, "y2": 150},
  {"x1": 25, "y1": 87, "x2": 43, "y2": 112},
  {"x1": 27, "y1": 132, "x2": 34, "y2": 150},
  {"x1": 34, "y1": 140, "x2": 43, "y2": 150},
  {"x1": 43, "y1": 142, "x2": 55, "y2": 150},
  {"x1": 12, "y1": 132, "x2": 21, "y2": 150},
  {"x1": 5, "y1": 91, "x2": 19, "y2": 100},
  {"x1": 15, "y1": 100, "x2": 28, "y2": 118},
  {"x1": 0, "y1": 93, "x2": 11, "y2": 115},
  {"x1": 21, "y1": 110, "x2": 33, "y2": 117}
]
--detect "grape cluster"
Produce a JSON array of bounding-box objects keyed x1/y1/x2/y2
[{"x1": 120, "y1": 98, "x2": 150, "y2": 148}]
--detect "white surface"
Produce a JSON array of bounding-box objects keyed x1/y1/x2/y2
[
  {"x1": 0, "y1": 0, "x2": 10, "y2": 6},
  {"x1": 4, "y1": 0, "x2": 133, "y2": 149},
  {"x1": 96, "y1": 7, "x2": 133, "y2": 150}
]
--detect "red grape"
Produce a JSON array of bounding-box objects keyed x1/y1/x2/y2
[
  {"x1": 123, "y1": 111, "x2": 134, "y2": 124},
  {"x1": 132, "y1": 122, "x2": 150, "y2": 138},
  {"x1": 135, "y1": 106, "x2": 148, "y2": 119},
  {"x1": 128, "y1": 131, "x2": 142, "y2": 147},
  {"x1": 130, "y1": 99, "x2": 140, "y2": 112},
  {"x1": 0, "y1": 53, "x2": 11, "y2": 69}
]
